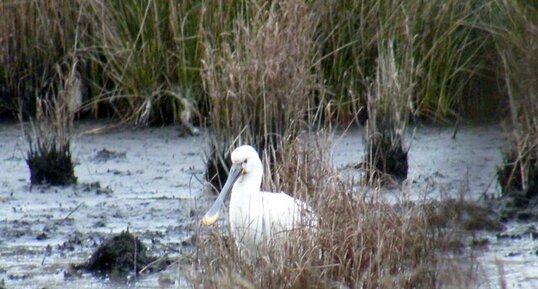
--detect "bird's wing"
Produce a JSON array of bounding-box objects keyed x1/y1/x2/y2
[{"x1": 261, "y1": 192, "x2": 317, "y2": 228}]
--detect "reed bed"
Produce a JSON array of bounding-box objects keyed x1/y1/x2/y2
[
  {"x1": 314, "y1": 0, "x2": 495, "y2": 122},
  {"x1": 85, "y1": 0, "x2": 203, "y2": 124},
  {"x1": 1, "y1": 0, "x2": 514, "y2": 123}
]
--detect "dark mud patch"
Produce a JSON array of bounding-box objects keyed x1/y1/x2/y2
[
  {"x1": 78, "y1": 181, "x2": 113, "y2": 195},
  {"x1": 496, "y1": 224, "x2": 537, "y2": 240},
  {"x1": 495, "y1": 151, "x2": 538, "y2": 222},
  {"x1": 494, "y1": 193, "x2": 538, "y2": 222},
  {"x1": 58, "y1": 231, "x2": 85, "y2": 252},
  {"x1": 77, "y1": 231, "x2": 156, "y2": 278}
]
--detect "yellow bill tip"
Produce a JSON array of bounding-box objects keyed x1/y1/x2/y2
[{"x1": 202, "y1": 214, "x2": 218, "y2": 226}]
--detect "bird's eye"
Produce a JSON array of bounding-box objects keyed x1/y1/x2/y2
[{"x1": 243, "y1": 159, "x2": 247, "y2": 164}]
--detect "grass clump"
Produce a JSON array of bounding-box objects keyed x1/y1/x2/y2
[
  {"x1": 202, "y1": 0, "x2": 322, "y2": 190},
  {"x1": 364, "y1": 38, "x2": 415, "y2": 182},
  {"x1": 26, "y1": 142, "x2": 76, "y2": 186},
  {"x1": 492, "y1": 0, "x2": 538, "y2": 200},
  {"x1": 24, "y1": 60, "x2": 79, "y2": 186}
]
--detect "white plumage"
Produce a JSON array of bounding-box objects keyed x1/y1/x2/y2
[{"x1": 202, "y1": 145, "x2": 316, "y2": 251}]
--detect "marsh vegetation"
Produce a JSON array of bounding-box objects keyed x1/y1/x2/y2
[{"x1": 1, "y1": 0, "x2": 537, "y2": 288}]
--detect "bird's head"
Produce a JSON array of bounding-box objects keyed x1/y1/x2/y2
[
  {"x1": 201, "y1": 145, "x2": 262, "y2": 225},
  {"x1": 230, "y1": 145, "x2": 262, "y2": 177}
]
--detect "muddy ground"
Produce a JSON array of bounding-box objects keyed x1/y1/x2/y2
[{"x1": 1, "y1": 121, "x2": 537, "y2": 288}]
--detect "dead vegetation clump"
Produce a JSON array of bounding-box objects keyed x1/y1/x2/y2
[
  {"x1": 24, "y1": 60, "x2": 80, "y2": 186},
  {"x1": 193, "y1": 134, "x2": 462, "y2": 289},
  {"x1": 26, "y1": 141, "x2": 76, "y2": 186},
  {"x1": 202, "y1": 0, "x2": 322, "y2": 191}
]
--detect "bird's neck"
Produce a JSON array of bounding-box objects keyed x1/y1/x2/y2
[{"x1": 232, "y1": 171, "x2": 262, "y2": 199}]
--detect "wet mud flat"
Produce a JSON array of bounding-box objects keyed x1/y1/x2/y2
[
  {"x1": 1, "y1": 121, "x2": 206, "y2": 288},
  {"x1": 1, "y1": 121, "x2": 537, "y2": 288}
]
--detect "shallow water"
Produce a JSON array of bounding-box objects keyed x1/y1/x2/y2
[
  {"x1": 334, "y1": 124, "x2": 503, "y2": 199},
  {"x1": 1, "y1": 121, "x2": 537, "y2": 288}
]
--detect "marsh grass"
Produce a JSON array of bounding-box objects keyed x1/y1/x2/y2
[
  {"x1": 202, "y1": 0, "x2": 322, "y2": 190},
  {"x1": 410, "y1": 0, "x2": 496, "y2": 119},
  {"x1": 193, "y1": 133, "x2": 466, "y2": 288},
  {"x1": 315, "y1": 0, "x2": 495, "y2": 122},
  {"x1": 0, "y1": 0, "x2": 90, "y2": 118},
  {"x1": 0, "y1": 0, "x2": 512, "y2": 123},
  {"x1": 24, "y1": 59, "x2": 79, "y2": 186},
  {"x1": 85, "y1": 0, "x2": 202, "y2": 125},
  {"x1": 491, "y1": 0, "x2": 538, "y2": 198}
]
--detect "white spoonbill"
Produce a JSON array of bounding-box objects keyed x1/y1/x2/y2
[{"x1": 202, "y1": 145, "x2": 316, "y2": 250}]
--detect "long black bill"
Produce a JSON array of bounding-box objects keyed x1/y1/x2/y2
[{"x1": 201, "y1": 163, "x2": 242, "y2": 225}]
